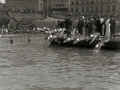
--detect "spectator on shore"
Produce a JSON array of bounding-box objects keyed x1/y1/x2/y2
[
  {"x1": 88, "y1": 16, "x2": 94, "y2": 36},
  {"x1": 77, "y1": 16, "x2": 85, "y2": 35},
  {"x1": 68, "y1": 17, "x2": 73, "y2": 30},
  {"x1": 110, "y1": 16, "x2": 116, "y2": 39},
  {"x1": 99, "y1": 18, "x2": 104, "y2": 36},
  {"x1": 2, "y1": 25, "x2": 5, "y2": 34},
  {"x1": 58, "y1": 21, "x2": 62, "y2": 28},
  {"x1": 84, "y1": 17, "x2": 89, "y2": 37},
  {"x1": 103, "y1": 17, "x2": 107, "y2": 36},
  {"x1": 65, "y1": 16, "x2": 69, "y2": 29},
  {"x1": 96, "y1": 16, "x2": 101, "y2": 33},
  {"x1": 105, "y1": 18, "x2": 111, "y2": 38}
]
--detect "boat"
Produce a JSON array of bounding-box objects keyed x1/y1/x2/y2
[
  {"x1": 0, "y1": 10, "x2": 11, "y2": 26},
  {"x1": 50, "y1": 36, "x2": 120, "y2": 50}
]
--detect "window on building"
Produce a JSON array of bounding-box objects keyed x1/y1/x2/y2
[
  {"x1": 76, "y1": 7, "x2": 78, "y2": 12},
  {"x1": 100, "y1": 5, "x2": 103, "y2": 12},
  {"x1": 92, "y1": 1, "x2": 93, "y2": 3},
  {"x1": 87, "y1": 1, "x2": 89, "y2": 4},
  {"x1": 71, "y1": 2, "x2": 74, "y2": 5},
  {"x1": 96, "y1": 6, "x2": 98, "y2": 12},
  {"x1": 71, "y1": 8, "x2": 73, "y2": 12},
  {"x1": 113, "y1": 0, "x2": 115, "y2": 2},
  {"x1": 96, "y1": 0, "x2": 98, "y2": 3},
  {"x1": 91, "y1": 6, "x2": 93, "y2": 11},
  {"x1": 3, "y1": 6, "x2": 6, "y2": 10},
  {"x1": 76, "y1": 1, "x2": 78, "y2": 4},
  {"x1": 107, "y1": 5, "x2": 110, "y2": 12},
  {"x1": 86, "y1": 6, "x2": 89, "y2": 12},
  {"x1": 82, "y1": 6, "x2": 84, "y2": 12},
  {"x1": 112, "y1": 5, "x2": 115, "y2": 11},
  {"x1": 82, "y1": 1, "x2": 84, "y2": 4}
]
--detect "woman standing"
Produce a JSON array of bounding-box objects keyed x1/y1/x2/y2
[{"x1": 105, "y1": 18, "x2": 111, "y2": 38}]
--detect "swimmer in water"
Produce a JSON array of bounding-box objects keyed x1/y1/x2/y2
[
  {"x1": 94, "y1": 36, "x2": 110, "y2": 52},
  {"x1": 10, "y1": 37, "x2": 13, "y2": 44},
  {"x1": 28, "y1": 35, "x2": 30, "y2": 42}
]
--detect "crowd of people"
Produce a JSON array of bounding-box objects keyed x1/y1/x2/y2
[
  {"x1": 0, "y1": 23, "x2": 38, "y2": 34},
  {"x1": 44, "y1": 15, "x2": 117, "y2": 52},
  {"x1": 58, "y1": 15, "x2": 116, "y2": 39}
]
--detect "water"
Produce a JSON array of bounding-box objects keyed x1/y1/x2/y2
[{"x1": 0, "y1": 34, "x2": 120, "y2": 90}]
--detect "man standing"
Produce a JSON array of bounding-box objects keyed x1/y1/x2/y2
[
  {"x1": 96, "y1": 16, "x2": 100, "y2": 33},
  {"x1": 68, "y1": 17, "x2": 73, "y2": 30},
  {"x1": 88, "y1": 16, "x2": 94, "y2": 36},
  {"x1": 65, "y1": 16, "x2": 69, "y2": 29},
  {"x1": 77, "y1": 16, "x2": 85, "y2": 35},
  {"x1": 110, "y1": 16, "x2": 116, "y2": 39}
]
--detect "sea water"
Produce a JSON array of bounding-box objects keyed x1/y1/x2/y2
[{"x1": 0, "y1": 34, "x2": 119, "y2": 90}]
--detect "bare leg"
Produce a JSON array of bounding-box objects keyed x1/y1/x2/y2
[
  {"x1": 97, "y1": 44, "x2": 102, "y2": 52},
  {"x1": 55, "y1": 39, "x2": 60, "y2": 44},
  {"x1": 59, "y1": 30, "x2": 65, "y2": 38},
  {"x1": 73, "y1": 39, "x2": 79, "y2": 45},
  {"x1": 63, "y1": 38, "x2": 71, "y2": 43},
  {"x1": 94, "y1": 44, "x2": 98, "y2": 52},
  {"x1": 89, "y1": 36, "x2": 97, "y2": 44}
]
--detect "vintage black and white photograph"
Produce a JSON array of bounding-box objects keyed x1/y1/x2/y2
[{"x1": 0, "y1": 0, "x2": 120, "y2": 90}]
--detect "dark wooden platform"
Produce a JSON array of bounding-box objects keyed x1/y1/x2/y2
[{"x1": 51, "y1": 36, "x2": 120, "y2": 50}]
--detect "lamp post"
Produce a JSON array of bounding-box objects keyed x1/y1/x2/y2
[
  {"x1": 68, "y1": 0, "x2": 70, "y2": 13},
  {"x1": 46, "y1": 0, "x2": 48, "y2": 17}
]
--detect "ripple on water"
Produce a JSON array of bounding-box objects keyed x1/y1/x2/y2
[{"x1": 0, "y1": 34, "x2": 120, "y2": 90}]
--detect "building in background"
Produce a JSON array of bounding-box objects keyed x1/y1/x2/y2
[
  {"x1": 0, "y1": 2, "x2": 4, "y2": 10},
  {"x1": 50, "y1": 0, "x2": 70, "y2": 14},
  {"x1": 70, "y1": 0, "x2": 120, "y2": 17},
  {"x1": 5, "y1": 0, "x2": 43, "y2": 13},
  {"x1": 38, "y1": 0, "x2": 47, "y2": 12}
]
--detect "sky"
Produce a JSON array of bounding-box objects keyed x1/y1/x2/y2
[{"x1": 0, "y1": 0, "x2": 5, "y2": 3}]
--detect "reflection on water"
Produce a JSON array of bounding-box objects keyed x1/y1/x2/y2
[{"x1": 0, "y1": 34, "x2": 120, "y2": 90}]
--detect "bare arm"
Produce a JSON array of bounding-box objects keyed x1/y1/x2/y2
[{"x1": 89, "y1": 36, "x2": 96, "y2": 44}]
